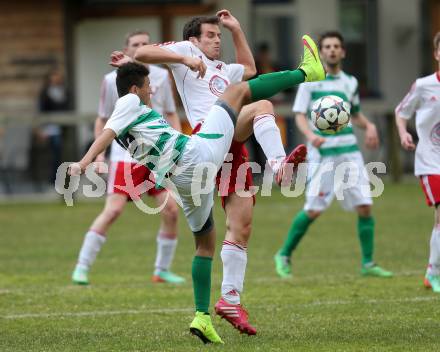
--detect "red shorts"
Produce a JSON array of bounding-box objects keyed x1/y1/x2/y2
[
  {"x1": 216, "y1": 141, "x2": 256, "y2": 209},
  {"x1": 420, "y1": 175, "x2": 440, "y2": 207},
  {"x1": 107, "y1": 161, "x2": 165, "y2": 200}
]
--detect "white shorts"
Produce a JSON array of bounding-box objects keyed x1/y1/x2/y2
[
  {"x1": 304, "y1": 146, "x2": 372, "y2": 212},
  {"x1": 166, "y1": 102, "x2": 235, "y2": 233}
]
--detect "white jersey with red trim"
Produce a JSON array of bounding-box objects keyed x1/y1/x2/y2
[
  {"x1": 160, "y1": 40, "x2": 244, "y2": 127},
  {"x1": 98, "y1": 65, "x2": 176, "y2": 162},
  {"x1": 395, "y1": 72, "x2": 440, "y2": 176}
]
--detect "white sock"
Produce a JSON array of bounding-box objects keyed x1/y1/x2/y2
[
  {"x1": 221, "y1": 240, "x2": 247, "y2": 305},
  {"x1": 154, "y1": 233, "x2": 177, "y2": 275},
  {"x1": 253, "y1": 114, "x2": 286, "y2": 172},
  {"x1": 427, "y1": 225, "x2": 440, "y2": 276},
  {"x1": 77, "y1": 230, "x2": 106, "y2": 270}
]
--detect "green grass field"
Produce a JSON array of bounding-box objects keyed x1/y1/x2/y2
[{"x1": 1, "y1": 182, "x2": 439, "y2": 351}]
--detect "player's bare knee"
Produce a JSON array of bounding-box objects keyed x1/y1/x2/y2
[
  {"x1": 435, "y1": 206, "x2": 440, "y2": 225},
  {"x1": 307, "y1": 210, "x2": 321, "y2": 219},
  {"x1": 254, "y1": 99, "x2": 274, "y2": 115},
  {"x1": 357, "y1": 205, "x2": 371, "y2": 217},
  {"x1": 104, "y1": 207, "x2": 123, "y2": 223},
  {"x1": 224, "y1": 82, "x2": 251, "y2": 106},
  {"x1": 240, "y1": 222, "x2": 252, "y2": 241},
  {"x1": 228, "y1": 219, "x2": 252, "y2": 243},
  {"x1": 162, "y1": 202, "x2": 179, "y2": 224}
]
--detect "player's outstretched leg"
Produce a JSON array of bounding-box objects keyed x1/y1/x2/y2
[
  {"x1": 72, "y1": 193, "x2": 127, "y2": 285},
  {"x1": 151, "y1": 192, "x2": 185, "y2": 284},
  {"x1": 247, "y1": 35, "x2": 325, "y2": 103},
  {"x1": 221, "y1": 35, "x2": 325, "y2": 114},
  {"x1": 234, "y1": 101, "x2": 307, "y2": 186},
  {"x1": 221, "y1": 34, "x2": 325, "y2": 184}
]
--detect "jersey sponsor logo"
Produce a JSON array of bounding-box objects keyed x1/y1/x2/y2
[
  {"x1": 209, "y1": 74, "x2": 229, "y2": 97},
  {"x1": 430, "y1": 122, "x2": 440, "y2": 146}
]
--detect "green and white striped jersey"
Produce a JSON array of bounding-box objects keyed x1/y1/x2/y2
[
  {"x1": 293, "y1": 71, "x2": 361, "y2": 156},
  {"x1": 104, "y1": 94, "x2": 189, "y2": 184}
]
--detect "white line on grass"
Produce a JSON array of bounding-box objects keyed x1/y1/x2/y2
[
  {"x1": 2, "y1": 296, "x2": 439, "y2": 320},
  {"x1": 2, "y1": 307, "x2": 193, "y2": 320},
  {"x1": 299, "y1": 295, "x2": 440, "y2": 308},
  {"x1": 249, "y1": 269, "x2": 424, "y2": 284},
  {"x1": 0, "y1": 269, "x2": 425, "y2": 295}
]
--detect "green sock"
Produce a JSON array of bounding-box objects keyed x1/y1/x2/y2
[
  {"x1": 358, "y1": 216, "x2": 375, "y2": 266},
  {"x1": 279, "y1": 210, "x2": 314, "y2": 257},
  {"x1": 192, "y1": 256, "x2": 212, "y2": 313},
  {"x1": 248, "y1": 70, "x2": 306, "y2": 102}
]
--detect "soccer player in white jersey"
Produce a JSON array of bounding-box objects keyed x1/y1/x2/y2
[
  {"x1": 395, "y1": 32, "x2": 440, "y2": 293},
  {"x1": 117, "y1": 10, "x2": 304, "y2": 335},
  {"x1": 275, "y1": 31, "x2": 393, "y2": 279},
  {"x1": 68, "y1": 38, "x2": 324, "y2": 343},
  {"x1": 71, "y1": 31, "x2": 185, "y2": 286}
]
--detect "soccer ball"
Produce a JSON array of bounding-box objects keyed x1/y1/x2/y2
[{"x1": 311, "y1": 95, "x2": 351, "y2": 134}]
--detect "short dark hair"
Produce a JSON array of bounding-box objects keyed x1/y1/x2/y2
[
  {"x1": 183, "y1": 16, "x2": 220, "y2": 40},
  {"x1": 318, "y1": 31, "x2": 345, "y2": 50},
  {"x1": 434, "y1": 32, "x2": 440, "y2": 51},
  {"x1": 124, "y1": 30, "x2": 150, "y2": 47},
  {"x1": 116, "y1": 62, "x2": 149, "y2": 97}
]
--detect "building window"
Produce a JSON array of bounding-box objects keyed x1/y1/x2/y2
[{"x1": 339, "y1": 0, "x2": 379, "y2": 97}]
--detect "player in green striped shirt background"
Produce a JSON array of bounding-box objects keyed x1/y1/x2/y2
[{"x1": 275, "y1": 31, "x2": 393, "y2": 279}]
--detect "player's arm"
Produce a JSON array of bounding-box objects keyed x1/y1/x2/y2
[
  {"x1": 165, "y1": 112, "x2": 182, "y2": 132},
  {"x1": 295, "y1": 112, "x2": 325, "y2": 148},
  {"x1": 217, "y1": 9, "x2": 256, "y2": 80},
  {"x1": 395, "y1": 113, "x2": 415, "y2": 151},
  {"x1": 95, "y1": 75, "x2": 115, "y2": 168},
  {"x1": 350, "y1": 112, "x2": 379, "y2": 149},
  {"x1": 134, "y1": 45, "x2": 187, "y2": 65},
  {"x1": 94, "y1": 116, "x2": 108, "y2": 164},
  {"x1": 110, "y1": 46, "x2": 207, "y2": 78},
  {"x1": 69, "y1": 129, "x2": 116, "y2": 175},
  {"x1": 161, "y1": 73, "x2": 181, "y2": 132},
  {"x1": 394, "y1": 81, "x2": 419, "y2": 151}
]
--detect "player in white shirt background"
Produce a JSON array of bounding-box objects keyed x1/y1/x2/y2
[
  {"x1": 274, "y1": 31, "x2": 393, "y2": 279},
  {"x1": 71, "y1": 30, "x2": 185, "y2": 286},
  {"x1": 126, "y1": 10, "x2": 301, "y2": 335},
  {"x1": 395, "y1": 31, "x2": 440, "y2": 293}
]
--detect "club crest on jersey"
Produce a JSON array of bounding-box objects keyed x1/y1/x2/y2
[
  {"x1": 431, "y1": 122, "x2": 440, "y2": 146},
  {"x1": 209, "y1": 75, "x2": 228, "y2": 97}
]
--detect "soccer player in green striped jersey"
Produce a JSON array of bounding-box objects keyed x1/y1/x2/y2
[
  {"x1": 68, "y1": 34, "x2": 324, "y2": 344},
  {"x1": 275, "y1": 31, "x2": 393, "y2": 279}
]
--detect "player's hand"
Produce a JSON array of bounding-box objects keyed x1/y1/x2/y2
[
  {"x1": 182, "y1": 56, "x2": 207, "y2": 78},
  {"x1": 309, "y1": 134, "x2": 325, "y2": 148},
  {"x1": 109, "y1": 51, "x2": 133, "y2": 67},
  {"x1": 217, "y1": 9, "x2": 241, "y2": 31},
  {"x1": 400, "y1": 132, "x2": 416, "y2": 151},
  {"x1": 365, "y1": 123, "x2": 379, "y2": 149},
  {"x1": 68, "y1": 163, "x2": 83, "y2": 176},
  {"x1": 94, "y1": 153, "x2": 107, "y2": 174}
]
